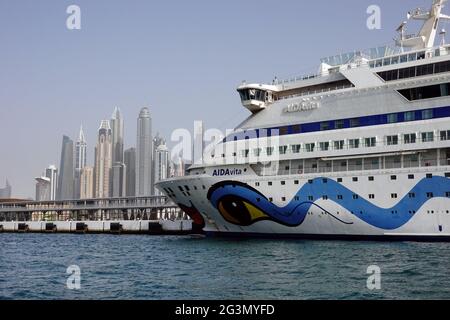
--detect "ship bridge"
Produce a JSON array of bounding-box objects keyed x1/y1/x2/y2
[{"x1": 237, "y1": 83, "x2": 279, "y2": 113}]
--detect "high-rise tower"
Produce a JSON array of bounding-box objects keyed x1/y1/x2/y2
[
  {"x1": 111, "y1": 107, "x2": 124, "y2": 164},
  {"x1": 57, "y1": 135, "x2": 74, "y2": 200},
  {"x1": 80, "y1": 166, "x2": 94, "y2": 199},
  {"x1": 94, "y1": 120, "x2": 112, "y2": 198},
  {"x1": 136, "y1": 107, "x2": 153, "y2": 196},
  {"x1": 0, "y1": 179, "x2": 11, "y2": 199},
  {"x1": 45, "y1": 165, "x2": 58, "y2": 201},
  {"x1": 35, "y1": 176, "x2": 51, "y2": 201},
  {"x1": 110, "y1": 107, "x2": 126, "y2": 197},
  {"x1": 124, "y1": 147, "x2": 136, "y2": 197},
  {"x1": 74, "y1": 125, "x2": 87, "y2": 199},
  {"x1": 154, "y1": 142, "x2": 169, "y2": 196},
  {"x1": 152, "y1": 133, "x2": 165, "y2": 195}
]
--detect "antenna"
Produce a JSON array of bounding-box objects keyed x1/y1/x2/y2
[{"x1": 396, "y1": 21, "x2": 408, "y2": 43}]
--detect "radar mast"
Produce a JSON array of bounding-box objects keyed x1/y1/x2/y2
[{"x1": 396, "y1": 0, "x2": 450, "y2": 50}]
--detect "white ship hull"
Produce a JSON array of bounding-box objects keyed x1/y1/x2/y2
[{"x1": 158, "y1": 166, "x2": 450, "y2": 240}]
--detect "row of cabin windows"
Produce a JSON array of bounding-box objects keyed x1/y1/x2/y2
[
  {"x1": 388, "y1": 131, "x2": 436, "y2": 145},
  {"x1": 235, "y1": 131, "x2": 446, "y2": 158},
  {"x1": 387, "y1": 110, "x2": 433, "y2": 123},
  {"x1": 319, "y1": 110, "x2": 434, "y2": 131},
  {"x1": 266, "y1": 191, "x2": 449, "y2": 202},
  {"x1": 256, "y1": 173, "x2": 441, "y2": 188},
  {"x1": 398, "y1": 83, "x2": 450, "y2": 101},
  {"x1": 224, "y1": 106, "x2": 449, "y2": 143},
  {"x1": 163, "y1": 185, "x2": 207, "y2": 198},
  {"x1": 320, "y1": 110, "x2": 434, "y2": 131},
  {"x1": 377, "y1": 60, "x2": 450, "y2": 81}
]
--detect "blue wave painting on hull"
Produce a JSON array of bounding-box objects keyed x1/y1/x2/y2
[{"x1": 207, "y1": 176, "x2": 450, "y2": 230}]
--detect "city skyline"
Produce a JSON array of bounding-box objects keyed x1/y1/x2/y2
[{"x1": 26, "y1": 106, "x2": 176, "y2": 201}]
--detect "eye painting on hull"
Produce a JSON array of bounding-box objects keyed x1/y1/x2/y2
[{"x1": 206, "y1": 177, "x2": 450, "y2": 230}]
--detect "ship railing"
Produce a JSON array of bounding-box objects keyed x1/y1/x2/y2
[
  {"x1": 251, "y1": 160, "x2": 447, "y2": 178},
  {"x1": 267, "y1": 44, "x2": 450, "y2": 87},
  {"x1": 277, "y1": 83, "x2": 355, "y2": 101}
]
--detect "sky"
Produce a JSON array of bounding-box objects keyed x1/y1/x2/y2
[{"x1": 0, "y1": 0, "x2": 436, "y2": 198}]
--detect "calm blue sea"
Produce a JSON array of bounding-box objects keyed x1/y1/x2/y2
[{"x1": 0, "y1": 234, "x2": 449, "y2": 300}]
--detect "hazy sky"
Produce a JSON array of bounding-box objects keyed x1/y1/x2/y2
[{"x1": 0, "y1": 0, "x2": 434, "y2": 198}]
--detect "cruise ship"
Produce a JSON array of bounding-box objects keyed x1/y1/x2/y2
[{"x1": 157, "y1": 0, "x2": 450, "y2": 240}]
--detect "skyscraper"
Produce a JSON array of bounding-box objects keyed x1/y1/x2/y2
[
  {"x1": 136, "y1": 107, "x2": 153, "y2": 196},
  {"x1": 110, "y1": 107, "x2": 126, "y2": 197},
  {"x1": 57, "y1": 135, "x2": 74, "y2": 200},
  {"x1": 111, "y1": 107, "x2": 124, "y2": 164},
  {"x1": 152, "y1": 133, "x2": 165, "y2": 195},
  {"x1": 154, "y1": 142, "x2": 169, "y2": 196},
  {"x1": 74, "y1": 125, "x2": 87, "y2": 199},
  {"x1": 124, "y1": 147, "x2": 136, "y2": 197},
  {"x1": 0, "y1": 179, "x2": 11, "y2": 199},
  {"x1": 35, "y1": 177, "x2": 51, "y2": 201},
  {"x1": 172, "y1": 156, "x2": 186, "y2": 177},
  {"x1": 111, "y1": 163, "x2": 126, "y2": 198},
  {"x1": 94, "y1": 120, "x2": 112, "y2": 198},
  {"x1": 45, "y1": 165, "x2": 58, "y2": 201},
  {"x1": 80, "y1": 166, "x2": 94, "y2": 199}
]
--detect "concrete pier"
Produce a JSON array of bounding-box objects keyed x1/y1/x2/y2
[
  {"x1": 0, "y1": 219, "x2": 193, "y2": 235},
  {"x1": 0, "y1": 196, "x2": 196, "y2": 235}
]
